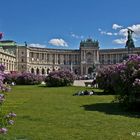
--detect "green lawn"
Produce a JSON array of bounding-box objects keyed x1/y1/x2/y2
[{"x1": 0, "y1": 85, "x2": 140, "y2": 140}]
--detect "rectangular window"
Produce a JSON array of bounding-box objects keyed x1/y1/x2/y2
[
  {"x1": 58, "y1": 54, "x2": 60, "y2": 64},
  {"x1": 31, "y1": 52, "x2": 33, "y2": 57},
  {"x1": 42, "y1": 54, "x2": 44, "y2": 60},
  {"x1": 47, "y1": 54, "x2": 50, "y2": 62},
  {"x1": 37, "y1": 53, "x2": 39, "y2": 58},
  {"x1": 53, "y1": 54, "x2": 55, "y2": 64}
]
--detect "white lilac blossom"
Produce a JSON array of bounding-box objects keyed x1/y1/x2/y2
[
  {"x1": 8, "y1": 120, "x2": 14, "y2": 125},
  {"x1": 0, "y1": 93, "x2": 5, "y2": 104},
  {"x1": 133, "y1": 78, "x2": 140, "y2": 86},
  {"x1": 0, "y1": 128, "x2": 8, "y2": 134},
  {"x1": 0, "y1": 64, "x2": 16, "y2": 134},
  {"x1": 9, "y1": 112, "x2": 17, "y2": 118},
  {"x1": 5, "y1": 112, "x2": 17, "y2": 118}
]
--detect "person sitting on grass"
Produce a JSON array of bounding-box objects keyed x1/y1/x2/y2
[{"x1": 73, "y1": 90, "x2": 94, "y2": 96}]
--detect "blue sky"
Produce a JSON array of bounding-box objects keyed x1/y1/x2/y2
[{"x1": 0, "y1": 0, "x2": 140, "y2": 49}]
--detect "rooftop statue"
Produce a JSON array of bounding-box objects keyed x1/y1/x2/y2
[
  {"x1": 24, "y1": 41, "x2": 27, "y2": 47},
  {"x1": 125, "y1": 28, "x2": 135, "y2": 53}
]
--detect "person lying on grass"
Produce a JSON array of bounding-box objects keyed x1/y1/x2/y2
[{"x1": 73, "y1": 90, "x2": 95, "y2": 96}]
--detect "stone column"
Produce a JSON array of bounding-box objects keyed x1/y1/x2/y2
[
  {"x1": 55, "y1": 54, "x2": 58, "y2": 64},
  {"x1": 44, "y1": 53, "x2": 46, "y2": 63},
  {"x1": 11, "y1": 62, "x2": 13, "y2": 71},
  {"x1": 72, "y1": 54, "x2": 74, "y2": 65},
  {"x1": 39, "y1": 53, "x2": 41, "y2": 62},
  {"x1": 93, "y1": 51, "x2": 95, "y2": 61},
  {"x1": 84, "y1": 51, "x2": 86, "y2": 60},
  {"x1": 7, "y1": 60, "x2": 9, "y2": 71},
  {"x1": 66, "y1": 54, "x2": 68, "y2": 65},
  {"x1": 97, "y1": 50, "x2": 99, "y2": 62},
  {"x1": 116, "y1": 54, "x2": 118, "y2": 63},
  {"x1": 80, "y1": 65, "x2": 83, "y2": 75}
]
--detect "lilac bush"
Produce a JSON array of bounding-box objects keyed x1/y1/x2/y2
[
  {"x1": 45, "y1": 70, "x2": 75, "y2": 87},
  {"x1": 4, "y1": 73, "x2": 19, "y2": 84},
  {"x1": 16, "y1": 73, "x2": 44, "y2": 85},
  {"x1": 96, "y1": 55, "x2": 140, "y2": 110},
  {"x1": 96, "y1": 65, "x2": 116, "y2": 94},
  {"x1": 5, "y1": 72, "x2": 45, "y2": 85},
  {"x1": 0, "y1": 64, "x2": 16, "y2": 134}
]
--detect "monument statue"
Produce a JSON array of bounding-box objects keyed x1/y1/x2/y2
[
  {"x1": 125, "y1": 28, "x2": 135, "y2": 54},
  {"x1": 24, "y1": 41, "x2": 27, "y2": 47}
]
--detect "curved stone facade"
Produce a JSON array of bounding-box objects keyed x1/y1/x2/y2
[
  {"x1": 1, "y1": 39, "x2": 140, "y2": 75},
  {"x1": 0, "y1": 47, "x2": 16, "y2": 73},
  {"x1": 16, "y1": 38, "x2": 100, "y2": 75}
]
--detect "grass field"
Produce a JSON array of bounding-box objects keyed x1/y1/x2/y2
[{"x1": 0, "y1": 85, "x2": 140, "y2": 140}]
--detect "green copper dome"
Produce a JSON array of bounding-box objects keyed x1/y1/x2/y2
[{"x1": 80, "y1": 38, "x2": 99, "y2": 48}]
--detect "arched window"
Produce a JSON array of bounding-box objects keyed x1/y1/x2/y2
[
  {"x1": 86, "y1": 52, "x2": 92, "y2": 63},
  {"x1": 88, "y1": 67, "x2": 93, "y2": 74},
  {"x1": 42, "y1": 68, "x2": 45, "y2": 75},
  {"x1": 36, "y1": 68, "x2": 40, "y2": 75},
  {"x1": 47, "y1": 68, "x2": 50, "y2": 74},
  {"x1": 31, "y1": 68, "x2": 34, "y2": 73},
  {"x1": 113, "y1": 59, "x2": 116, "y2": 64},
  {"x1": 74, "y1": 69, "x2": 78, "y2": 74},
  {"x1": 87, "y1": 52, "x2": 92, "y2": 56}
]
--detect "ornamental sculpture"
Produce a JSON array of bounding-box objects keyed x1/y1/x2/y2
[{"x1": 125, "y1": 28, "x2": 135, "y2": 54}]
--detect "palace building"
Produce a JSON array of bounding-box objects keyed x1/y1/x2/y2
[
  {"x1": 0, "y1": 38, "x2": 140, "y2": 75},
  {"x1": 0, "y1": 40, "x2": 16, "y2": 73}
]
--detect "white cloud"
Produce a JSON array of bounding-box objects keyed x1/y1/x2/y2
[
  {"x1": 100, "y1": 30, "x2": 106, "y2": 35},
  {"x1": 112, "y1": 24, "x2": 123, "y2": 30},
  {"x1": 98, "y1": 28, "x2": 116, "y2": 36},
  {"x1": 119, "y1": 24, "x2": 140, "y2": 38},
  {"x1": 99, "y1": 24, "x2": 140, "y2": 45},
  {"x1": 99, "y1": 29, "x2": 110, "y2": 36},
  {"x1": 49, "y1": 38, "x2": 68, "y2": 47},
  {"x1": 113, "y1": 24, "x2": 139, "y2": 45},
  {"x1": 128, "y1": 24, "x2": 140, "y2": 38},
  {"x1": 114, "y1": 33, "x2": 118, "y2": 36},
  {"x1": 29, "y1": 43, "x2": 47, "y2": 48},
  {"x1": 113, "y1": 38, "x2": 126, "y2": 45},
  {"x1": 106, "y1": 32, "x2": 113, "y2": 36},
  {"x1": 114, "y1": 24, "x2": 140, "y2": 45},
  {"x1": 119, "y1": 28, "x2": 128, "y2": 37},
  {"x1": 71, "y1": 33, "x2": 84, "y2": 39},
  {"x1": 100, "y1": 24, "x2": 140, "y2": 38}
]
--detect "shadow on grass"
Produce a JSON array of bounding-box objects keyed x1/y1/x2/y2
[{"x1": 81, "y1": 102, "x2": 140, "y2": 118}]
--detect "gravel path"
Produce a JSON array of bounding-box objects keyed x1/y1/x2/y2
[{"x1": 73, "y1": 80, "x2": 93, "y2": 87}]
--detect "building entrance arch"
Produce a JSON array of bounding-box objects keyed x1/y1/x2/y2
[
  {"x1": 36, "y1": 68, "x2": 40, "y2": 75},
  {"x1": 88, "y1": 67, "x2": 93, "y2": 74},
  {"x1": 31, "y1": 68, "x2": 34, "y2": 73},
  {"x1": 42, "y1": 68, "x2": 45, "y2": 75}
]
